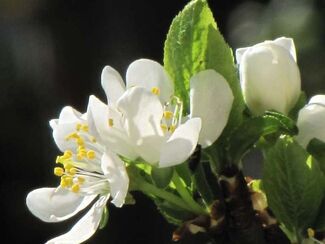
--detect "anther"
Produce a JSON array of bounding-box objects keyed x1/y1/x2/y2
[
  {"x1": 71, "y1": 183, "x2": 80, "y2": 193},
  {"x1": 163, "y1": 111, "x2": 173, "y2": 120},
  {"x1": 161, "y1": 124, "x2": 168, "y2": 132},
  {"x1": 77, "y1": 137, "x2": 84, "y2": 146},
  {"x1": 68, "y1": 167, "x2": 77, "y2": 175},
  {"x1": 151, "y1": 87, "x2": 160, "y2": 95},
  {"x1": 78, "y1": 176, "x2": 85, "y2": 184},
  {"x1": 87, "y1": 150, "x2": 96, "y2": 159},
  {"x1": 54, "y1": 167, "x2": 64, "y2": 177},
  {"x1": 76, "y1": 123, "x2": 82, "y2": 131},
  {"x1": 81, "y1": 124, "x2": 89, "y2": 132},
  {"x1": 169, "y1": 125, "x2": 176, "y2": 133},
  {"x1": 108, "y1": 118, "x2": 114, "y2": 127}
]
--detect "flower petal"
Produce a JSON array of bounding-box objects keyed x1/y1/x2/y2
[
  {"x1": 190, "y1": 70, "x2": 234, "y2": 148},
  {"x1": 126, "y1": 59, "x2": 174, "y2": 103},
  {"x1": 46, "y1": 195, "x2": 109, "y2": 244},
  {"x1": 58, "y1": 106, "x2": 83, "y2": 124},
  {"x1": 117, "y1": 86, "x2": 164, "y2": 164},
  {"x1": 101, "y1": 66, "x2": 126, "y2": 104},
  {"x1": 296, "y1": 95, "x2": 325, "y2": 147},
  {"x1": 101, "y1": 150, "x2": 129, "y2": 207},
  {"x1": 159, "y1": 118, "x2": 201, "y2": 168},
  {"x1": 87, "y1": 95, "x2": 138, "y2": 160},
  {"x1": 273, "y1": 37, "x2": 297, "y2": 62},
  {"x1": 26, "y1": 187, "x2": 96, "y2": 223},
  {"x1": 236, "y1": 47, "x2": 249, "y2": 64}
]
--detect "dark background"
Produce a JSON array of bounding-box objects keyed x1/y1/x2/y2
[{"x1": 0, "y1": 0, "x2": 324, "y2": 243}]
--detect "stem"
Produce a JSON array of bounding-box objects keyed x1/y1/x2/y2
[
  {"x1": 134, "y1": 176, "x2": 198, "y2": 214},
  {"x1": 172, "y1": 171, "x2": 207, "y2": 215}
]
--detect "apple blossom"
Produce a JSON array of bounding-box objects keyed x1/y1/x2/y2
[{"x1": 236, "y1": 37, "x2": 301, "y2": 115}]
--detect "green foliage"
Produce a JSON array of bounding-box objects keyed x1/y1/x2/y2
[
  {"x1": 99, "y1": 206, "x2": 109, "y2": 230},
  {"x1": 163, "y1": 0, "x2": 244, "y2": 131},
  {"x1": 263, "y1": 137, "x2": 324, "y2": 237},
  {"x1": 307, "y1": 138, "x2": 325, "y2": 173},
  {"x1": 154, "y1": 199, "x2": 194, "y2": 226},
  {"x1": 151, "y1": 167, "x2": 174, "y2": 189},
  {"x1": 227, "y1": 111, "x2": 298, "y2": 164}
]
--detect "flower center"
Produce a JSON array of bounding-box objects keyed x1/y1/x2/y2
[
  {"x1": 53, "y1": 123, "x2": 109, "y2": 195},
  {"x1": 161, "y1": 96, "x2": 183, "y2": 135}
]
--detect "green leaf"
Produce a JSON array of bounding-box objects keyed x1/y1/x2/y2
[
  {"x1": 154, "y1": 199, "x2": 194, "y2": 226},
  {"x1": 263, "y1": 137, "x2": 324, "y2": 235},
  {"x1": 151, "y1": 167, "x2": 174, "y2": 188},
  {"x1": 306, "y1": 138, "x2": 325, "y2": 173},
  {"x1": 228, "y1": 112, "x2": 298, "y2": 164},
  {"x1": 99, "y1": 206, "x2": 109, "y2": 230},
  {"x1": 163, "y1": 0, "x2": 244, "y2": 130}
]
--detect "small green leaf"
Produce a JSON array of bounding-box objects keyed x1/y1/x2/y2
[
  {"x1": 151, "y1": 167, "x2": 173, "y2": 189},
  {"x1": 99, "y1": 206, "x2": 109, "y2": 230},
  {"x1": 263, "y1": 137, "x2": 324, "y2": 235},
  {"x1": 164, "y1": 0, "x2": 244, "y2": 130},
  {"x1": 227, "y1": 112, "x2": 298, "y2": 164},
  {"x1": 307, "y1": 138, "x2": 325, "y2": 173}
]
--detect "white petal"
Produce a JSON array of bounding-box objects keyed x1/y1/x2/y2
[
  {"x1": 52, "y1": 122, "x2": 79, "y2": 152},
  {"x1": 190, "y1": 70, "x2": 234, "y2": 148},
  {"x1": 46, "y1": 195, "x2": 109, "y2": 244},
  {"x1": 117, "y1": 87, "x2": 165, "y2": 164},
  {"x1": 235, "y1": 47, "x2": 249, "y2": 64},
  {"x1": 101, "y1": 151, "x2": 129, "y2": 207},
  {"x1": 296, "y1": 95, "x2": 325, "y2": 147},
  {"x1": 87, "y1": 95, "x2": 138, "y2": 160},
  {"x1": 159, "y1": 118, "x2": 201, "y2": 168},
  {"x1": 101, "y1": 66, "x2": 126, "y2": 104},
  {"x1": 26, "y1": 187, "x2": 96, "y2": 223},
  {"x1": 126, "y1": 59, "x2": 174, "y2": 103},
  {"x1": 49, "y1": 119, "x2": 59, "y2": 130},
  {"x1": 58, "y1": 106, "x2": 82, "y2": 124},
  {"x1": 273, "y1": 37, "x2": 297, "y2": 62}
]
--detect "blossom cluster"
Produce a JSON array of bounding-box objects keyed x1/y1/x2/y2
[{"x1": 26, "y1": 37, "x2": 324, "y2": 244}]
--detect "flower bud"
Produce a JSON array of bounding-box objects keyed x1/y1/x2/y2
[
  {"x1": 236, "y1": 37, "x2": 301, "y2": 115},
  {"x1": 296, "y1": 95, "x2": 325, "y2": 147}
]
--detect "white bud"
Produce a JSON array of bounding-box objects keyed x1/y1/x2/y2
[
  {"x1": 296, "y1": 95, "x2": 325, "y2": 147},
  {"x1": 236, "y1": 37, "x2": 301, "y2": 115}
]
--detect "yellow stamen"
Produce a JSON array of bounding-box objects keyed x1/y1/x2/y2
[
  {"x1": 68, "y1": 167, "x2": 77, "y2": 175},
  {"x1": 76, "y1": 137, "x2": 84, "y2": 146},
  {"x1": 76, "y1": 123, "x2": 82, "y2": 131},
  {"x1": 71, "y1": 183, "x2": 80, "y2": 193},
  {"x1": 81, "y1": 124, "x2": 89, "y2": 132},
  {"x1": 307, "y1": 228, "x2": 315, "y2": 238},
  {"x1": 64, "y1": 163, "x2": 73, "y2": 171},
  {"x1": 56, "y1": 156, "x2": 61, "y2": 163},
  {"x1": 169, "y1": 125, "x2": 176, "y2": 133},
  {"x1": 77, "y1": 154, "x2": 84, "y2": 160},
  {"x1": 108, "y1": 118, "x2": 114, "y2": 127},
  {"x1": 87, "y1": 150, "x2": 96, "y2": 159},
  {"x1": 151, "y1": 87, "x2": 160, "y2": 95},
  {"x1": 65, "y1": 132, "x2": 79, "y2": 140},
  {"x1": 161, "y1": 124, "x2": 168, "y2": 132},
  {"x1": 163, "y1": 111, "x2": 173, "y2": 120},
  {"x1": 78, "y1": 176, "x2": 85, "y2": 184},
  {"x1": 63, "y1": 150, "x2": 73, "y2": 159},
  {"x1": 62, "y1": 176, "x2": 73, "y2": 187},
  {"x1": 54, "y1": 167, "x2": 64, "y2": 177}
]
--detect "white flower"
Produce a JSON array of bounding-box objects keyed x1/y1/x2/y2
[
  {"x1": 93, "y1": 59, "x2": 233, "y2": 166},
  {"x1": 236, "y1": 37, "x2": 301, "y2": 115},
  {"x1": 296, "y1": 95, "x2": 325, "y2": 147},
  {"x1": 26, "y1": 105, "x2": 129, "y2": 244}
]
